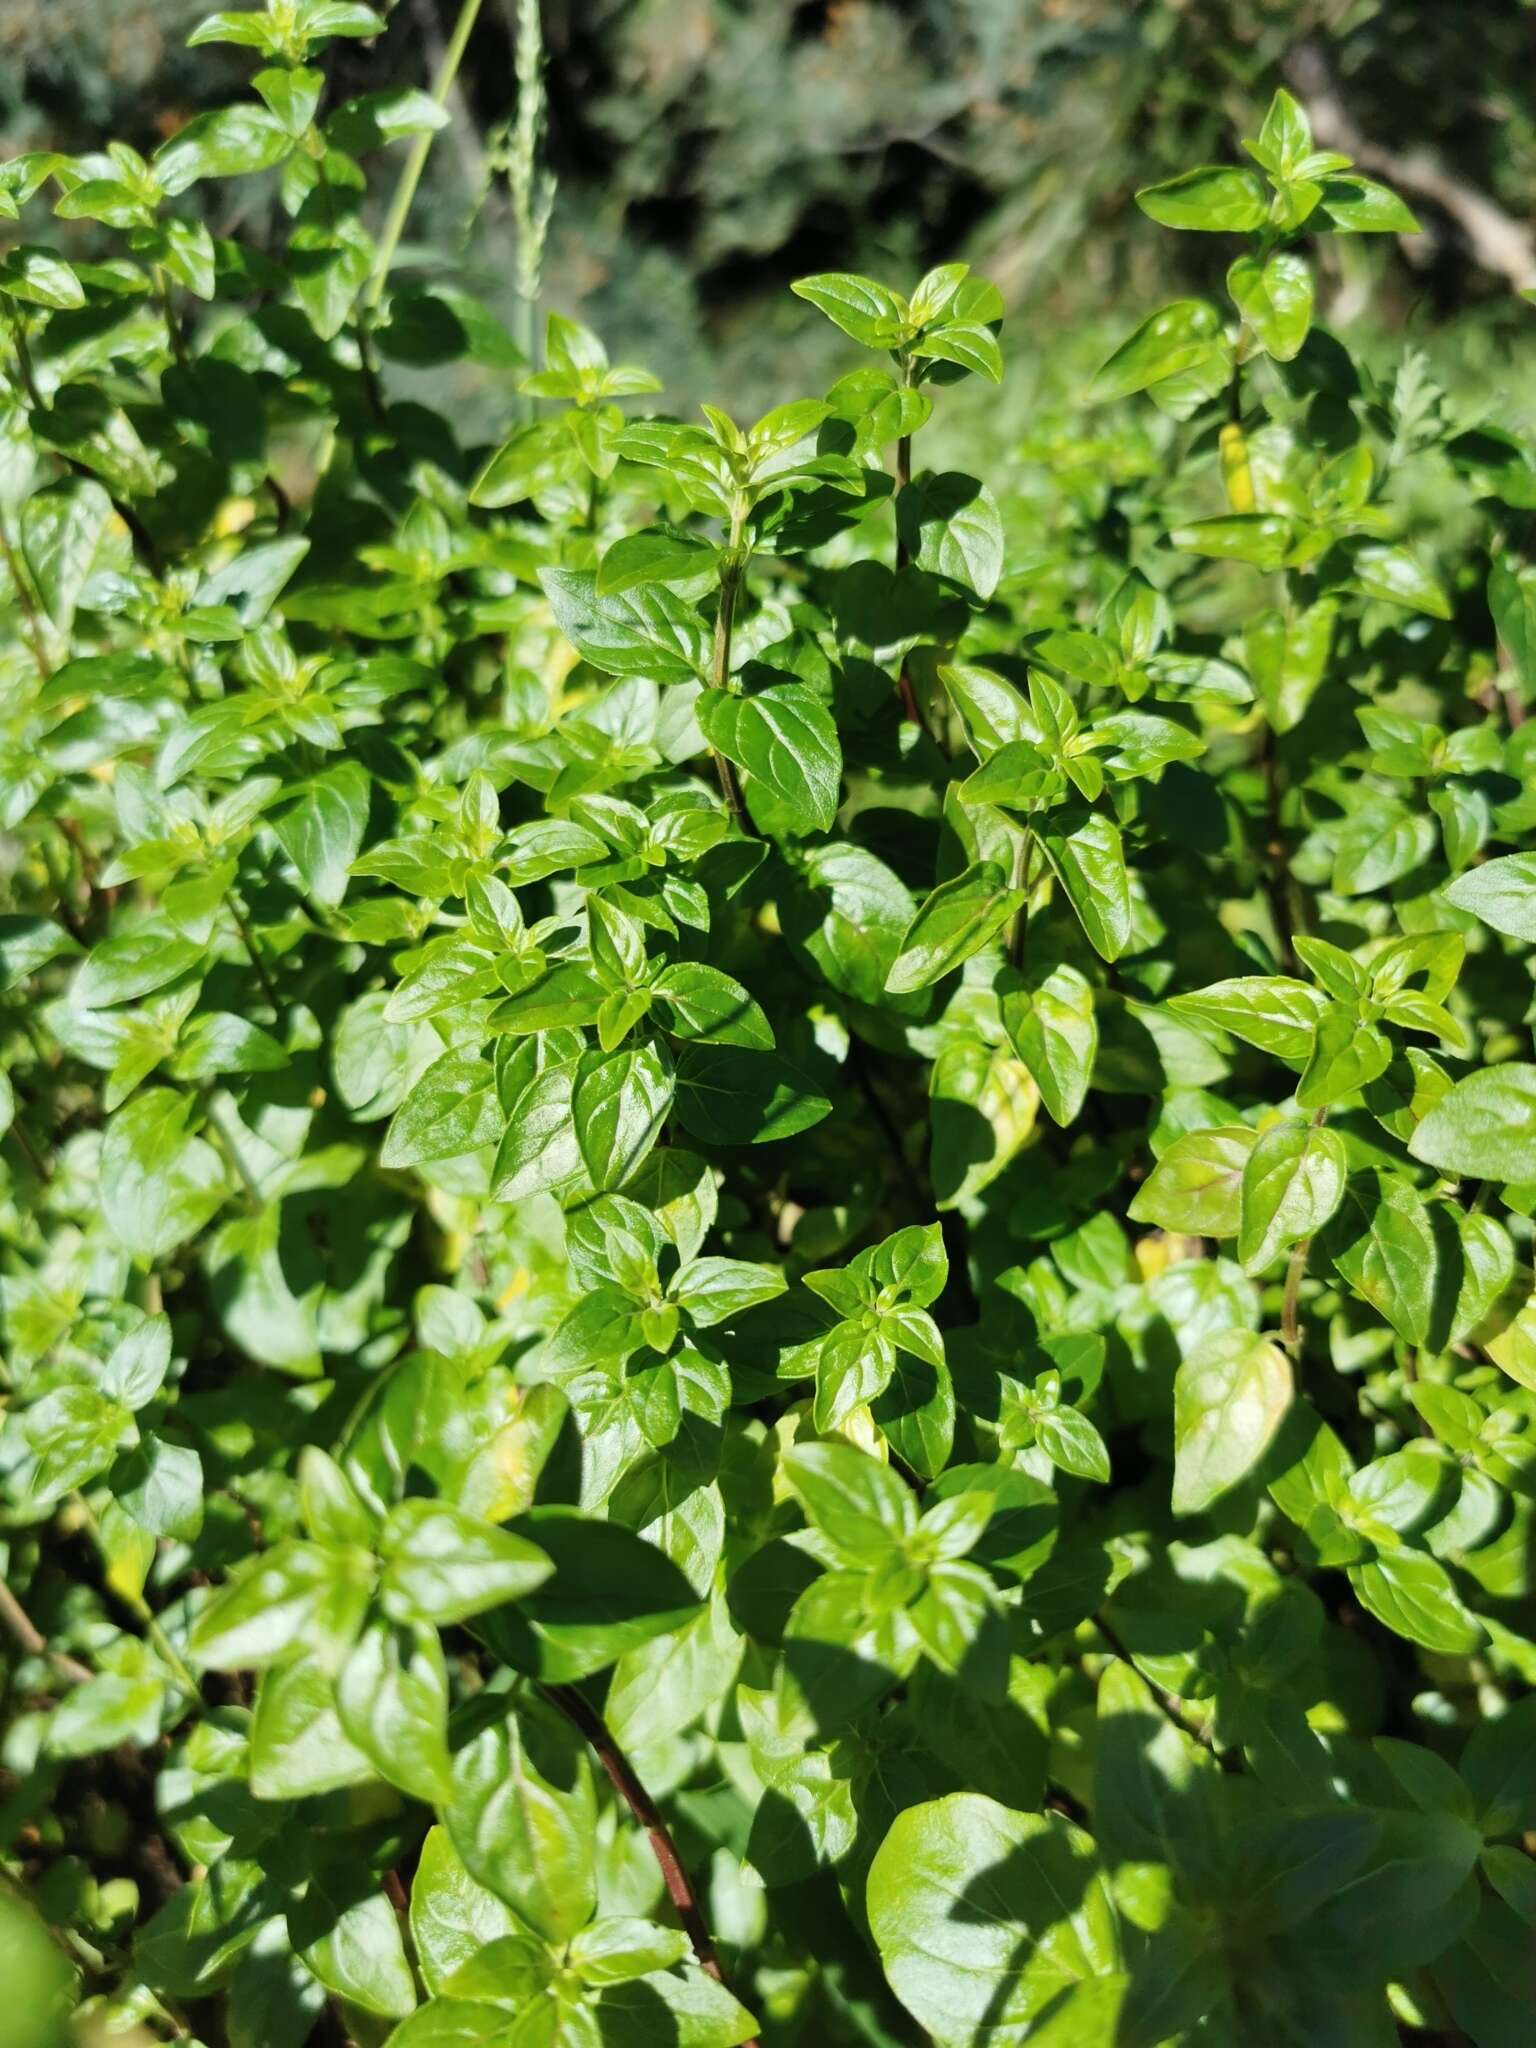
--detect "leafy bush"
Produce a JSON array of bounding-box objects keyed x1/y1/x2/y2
[{"x1": 2, "y1": 10, "x2": 1536, "y2": 2045}]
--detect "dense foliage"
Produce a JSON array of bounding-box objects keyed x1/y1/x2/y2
[
  {"x1": 3, "y1": 9, "x2": 1536, "y2": 2046},
  {"x1": 6, "y1": 1, "x2": 1535, "y2": 414}
]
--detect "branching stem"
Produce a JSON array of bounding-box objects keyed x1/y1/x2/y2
[{"x1": 541, "y1": 1682, "x2": 760, "y2": 2043}]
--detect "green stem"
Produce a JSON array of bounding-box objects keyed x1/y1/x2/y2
[
  {"x1": 364, "y1": 0, "x2": 487, "y2": 312},
  {"x1": 1007, "y1": 825, "x2": 1034, "y2": 971},
  {"x1": 201, "y1": 1091, "x2": 263, "y2": 1212},
  {"x1": 5, "y1": 306, "x2": 44, "y2": 410},
  {"x1": 230, "y1": 895, "x2": 279, "y2": 1010},
  {"x1": 0, "y1": 501, "x2": 50, "y2": 678},
  {"x1": 155, "y1": 267, "x2": 189, "y2": 370},
  {"x1": 890, "y1": 353, "x2": 934, "y2": 739},
  {"x1": 1281, "y1": 1106, "x2": 1329, "y2": 1352},
  {"x1": 74, "y1": 1495, "x2": 201, "y2": 1699}
]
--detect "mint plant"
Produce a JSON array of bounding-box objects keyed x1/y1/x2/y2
[{"x1": 2, "y1": 23, "x2": 1535, "y2": 2045}]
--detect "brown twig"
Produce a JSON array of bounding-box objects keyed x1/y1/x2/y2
[
  {"x1": 1093, "y1": 1612, "x2": 1239, "y2": 1773},
  {"x1": 540, "y1": 1681, "x2": 760, "y2": 2040},
  {"x1": 1281, "y1": 1235, "x2": 1310, "y2": 1352},
  {"x1": 1287, "y1": 43, "x2": 1536, "y2": 293},
  {"x1": 0, "y1": 1577, "x2": 92, "y2": 1687}
]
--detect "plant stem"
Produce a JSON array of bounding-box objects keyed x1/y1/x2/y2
[
  {"x1": 364, "y1": 0, "x2": 487, "y2": 312},
  {"x1": 890, "y1": 354, "x2": 935, "y2": 740},
  {"x1": 155, "y1": 267, "x2": 189, "y2": 370},
  {"x1": 847, "y1": 1038, "x2": 926, "y2": 1223},
  {"x1": 709, "y1": 507, "x2": 749, "y2": 824},
  {"x1": 5, "y1": 1106, "x2": 51, "y2": 1182},
  {"x1": 0, "y1": 1578, "x2": 93, "y2": 1687},
  {"x1": 1281, "y1": 1106, "x2": 1329, "y2": 1351},
  {"x1": 509, "y1": 0, "x2": 554, "y2": 419},
  {"x1": 1260, "y1": 723, "x2": 1296, "y2": 974},
  {"x1": 1093, "y1": 1612, "x2": 1238, "y2": 1772},
  {"x1": 540, "y1": 1681, "x2": 760, "y2": 2042},
  {"x1": 74, "y1": 1495, "x2": 201, "y2": 1698},
  {"x1": 1007, "y1": 824, "x2": 1034, "y2": 971},
  {"x1": 201, "y1": 1092, "x2": 263, "y2": 1211},
  {"x1": 230, "y1": 895, "x2": 279, "y2": 1011},
  {"x1": 0, "y1": 501, "x2": 51, "y2": 677},
  {"x1": 5, "y1": 305, "x2": 44, "y2": 410}
]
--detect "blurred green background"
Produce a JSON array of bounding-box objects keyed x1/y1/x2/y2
[{"x1": 4, "y1": 0, "x2": 1533, "y2": 428}]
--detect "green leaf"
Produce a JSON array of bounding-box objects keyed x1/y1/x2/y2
[
  {"x1": 380, "y1": 1499, "x2": 553, "y2": 1625},
  {"x1": 783, "y1": 1440, "x2": 914, "y2": 1566},
  {"x1": 1460, "y1": 1698, "x2": 1536, "y2": 1837},
  {"x1": 1348, "y1": 1549, "x2": 1483, "y2": 1655},
  {"x1": 1349, "y1": 544, "x2": 1451, "y2": 620},
  {"x1": 1166, "y1": 975, "x2": 1326, "y2": 1062},
  {"x1": 23, "y1": 1384, "x2": 137, "y2": 1502},
  {"x1": 248, "y1": 1657, "x2": 376, "y2": 1799},
  {"x1": 1002, "y1": 964, "x2": 1098, "y2": 1126},
  {"x1": 695, "y1": 683, "x2": 842, "y2": 833},
  {"x1": 791, "y1": 272, "x2": 908, "y2": 348},
  {"x1": 0, "y1": 244, "x2": 85, "y2": 308},
  {"x1": 1490, "y1": 554, "x2": 1536, "y2": 683},
  {"x1": 1172, "y1": 1330, "x2": 1293, "y2": 1514},
  {"x1": 484, "y1": 1510, "x2": 703, "y2": 1681},
  {"x1": 1238, "y1": 1120, "x2": 1348, "y2": 1272},
  {"x1": 1297, "y1": 1002, "x2": 1392, "y2": 1111},
  {"x1": 597, "y1": 527, "x2": 719, "y2": 594},
  {"x1": 409, "y1": 1827, "x2": 521, "y2": 1997},
  {"x1": 101, "y1": 1088, "x2": 225, "y2": 1259},
  {"x1": 445, "y1": 1701, "x2": 596, "y2": 1944},
  {"x1": 886, "y1": 860, "x2": 1023, "y2": 993},
  {"x1": 1318, "y1": 174, "x2": 1420, "y2": 234},
  {"x1": 335, "y1": 1618, "x2": 454, "y2": 1804},
  {"x1": 652, "y1": 963, "x2": 773, "y2": 1049},
  {"x1": 910, "y1": 318, "x2": 1004, "y2": 383},
  {"x1": 1227, "y1": 251, "x2": 1314, "y2": 361},
  {"x1": 272, "y1": 763, "x2": 372, "y2": 907},
  {"x1": 19, "y1": 478, "x2": 113, "y2": 630},
  {"x1": 73, "y1": 929, "x2": 204, "y2": 1010},
  {"x1": 1409, "y1": 1064, "x2": 1536, "y2": 1183},
  {"x1": 1331, "y1": 1176, "x2": 1439, "y2": 1347},
  {"x1": 539, "y1": 568, "x2": 708, "y2": 682},
  {"x1": 289, "y1": 1871, "x2": 416, "y2": 2019},
  {"x1": 867, "y1": 1796, "x2": 1124, "y2": 2045},
  {"x1": 897, "y1": 471, "x2": 1004, "y2": 599},
  {"x1": 46, "y1": 1666, "x2": 165, "y2": 1757},
  {"x1": 155, "y1": 105, "x2": 294, "y2": 194},
  {"x1": 1089, "y1": 300, "x2": 1224, "y2": 401},
  {"x1": 1444, "y1": 853, "x2": 1536, "y2": 940},
  {"x1": 1128, "y1": 1124, "x2": 1256, "y2": 1236},
  {"x1": 1136, "y1": 165, "x2": 1270, "y2": 232},
  {"x1": 381, "y1": 1054, "x2": 505, "y2": 1170},
  {"x1": 604, "y1": 1593, "x2": 743, "y2": 1752},
  {"x1": 572, "y1": 1042, "x2": 674, "y2": 1191},
  {"x1": 672, "y1": 1045, "x2": 831, "y2": 1146},
  {"x1": 190, "y1": 1543, "x2": 358, "y2": 1674},
  {"x1": 1035, "y1": 807, "x2": 1132, "y2": 961}
]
